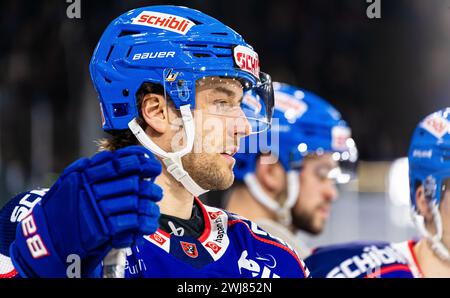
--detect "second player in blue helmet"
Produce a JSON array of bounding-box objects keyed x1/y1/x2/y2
[
  {"x1": 305, "y1": 107, "x2": 450, "y2": 278},
  {"x1": 408, "y1": 108, "x2": 450, "y2": 269},
  {"x1": 226, "y1": 82, "x2": 357, "y2": 258}
]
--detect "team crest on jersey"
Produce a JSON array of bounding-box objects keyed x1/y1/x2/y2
[{"x1": 181, "y1": 241, "x2": 198, "y2": 258}]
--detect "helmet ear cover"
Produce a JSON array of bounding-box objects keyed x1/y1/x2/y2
[{"x1": 100, "y1": 82, "x2": 171, "y2": 151}]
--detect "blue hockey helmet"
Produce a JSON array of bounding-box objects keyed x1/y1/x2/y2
[
  {"x1": 408, "y1": 108, "x2": 450, "y2": 207},
  {"x1": 90, "y1": 5, "x2": 273, "y2": 131},
  {"x1": 234, "y1": 82, "x2": 357, "y2": 181},
  {"x1": 408, "y1": 108, "x2": 450, "y2": 260},
  {"x1": 233, "y1": 82, "x2": 357, "y2": 224},
  {"x1": 89, "y1": 6, "x2": 274, "y2": 196}
]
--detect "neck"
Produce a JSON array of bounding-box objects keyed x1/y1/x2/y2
[
  {"x1": 414, "y1": 238, "x2": 450, "y2": 277},
  {"x1": 155, "y1": 166, "x2": 194, "y2": 220},
  {"x1": 226, "y1": 184, "x2": 277, "y2": 222}
]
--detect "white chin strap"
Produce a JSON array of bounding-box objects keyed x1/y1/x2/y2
[
  {"x1": 128, "y1": 104, "x2": 208, "y2": 197},
  {"x1": 411, "y1": 203, "x2": 450, "y2": 262},
  {"x1": 243, "y1": 170, "x2": 300, "y2": 226}
]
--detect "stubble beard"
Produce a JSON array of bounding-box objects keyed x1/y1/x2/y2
[{"x1": 182, "y1": 152, "x2": 235, "y2": 190}]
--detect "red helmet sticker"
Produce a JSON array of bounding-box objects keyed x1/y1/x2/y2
[
  {"x1": 132, "y1": 11, "x2": 195, "y2": 35},
  {"x1": 233, "y1": 45, "x2": 260, "y2": 80}
]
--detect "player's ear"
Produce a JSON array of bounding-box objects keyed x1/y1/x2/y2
[
  {"x1": 415, "y1": 185, "x2": 433, "y2": 223},
  {"x1": 141, "y1": 93, "x2": 168, "y2": 134}
]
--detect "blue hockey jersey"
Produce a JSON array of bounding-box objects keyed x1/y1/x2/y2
[
  {"x1": 304, "y1": 240, "x2": 423, "y2": 278},
  {"x1": 0, "y1": 191, "x2": 309, "y2": 278}
]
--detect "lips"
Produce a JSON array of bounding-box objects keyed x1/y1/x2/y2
[
  {"x1": 221, "y1": 147, "x2": 238, "y2": 157},
  {"x1": 221, "y1": 153, "x2": 234, "y2": 160},
  {"x1": 318, "y1": 205, "x2": 331, "y2": 219},
  {"x1": 220, "y1": 147, "x2": 238, "y2": 165}
]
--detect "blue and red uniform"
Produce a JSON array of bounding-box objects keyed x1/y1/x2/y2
[
  {"x1": 0, "y1": 191, "x2": 309, "y2": 278},
  {"x1": 305, "y1": 241, "x2": 423, "y2": 278},
  {"x1": 125, "y1": 198, "x2": 309, "y2": 278}
]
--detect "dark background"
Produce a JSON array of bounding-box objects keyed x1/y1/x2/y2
[{"x1": 1, "y1": 0, "x2": 450, "y2": 200}]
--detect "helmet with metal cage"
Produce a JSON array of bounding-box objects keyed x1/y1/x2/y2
[{"x1": 89, "y1": 5, "x2": 274, "y2": 196}]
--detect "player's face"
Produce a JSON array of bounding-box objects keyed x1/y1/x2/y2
[
  {"x1": 440, "y1": 178, "x2": 450, "y2": 242},
  {"x1": 181, "y1": 77, "x2": 252, "y2": 190},
  {"x1": 291, "y1": 154, "x2": 338, "y2": 234}
]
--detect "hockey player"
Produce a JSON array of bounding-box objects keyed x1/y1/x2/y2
[
  {"x1": 305, "y1": 108, "x2": 450, "y2": 278},
  {"x1": 225, "y1": 82, "x2": 358, "y2": 259},
  {"x1": 0, "y1": 6, "x2": 309, "y2": 278}
]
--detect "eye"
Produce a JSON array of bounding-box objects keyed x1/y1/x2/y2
[
  {"x1": 215, "y1": 99, "x2": 228, "y2": 105},
  {"x1": 317, "y1": 169, "x2": 329, "y2": 180},
  {"x1": 214, "y1": 99, "x2": 231, "y2": 110},
  {"x1": 315, "y1": 166, "x2": 333, "y2": 181}
]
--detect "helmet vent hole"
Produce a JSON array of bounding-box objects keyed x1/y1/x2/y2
[
  {"x1": 112, "y1": 103, "x2": 129, "y2": 117},
  {"x1": 211, "y1": 32, "x2": 228, "y2": 36},
  {"x1": 193, "y1": 53, "x2": 212, "y2": 58},
  {"x1": 185, "y1": 43, "x2": 208, "y2": 48},
  {"x1": 186, "y1": 17, "x2": 202, "y2": 25},
  {"x1": 118, "y1": 30, "x2": 141, "y2": 37},
  {"x1": 213, "y1": 45, "x2": 232, "y2": 49},
  {"x1": 126, "y1": 47, "x2": 132, "y2": 58},
  {"x1": 106, "y1": 45, "x2": 114, "y2": 62},
  {"x1": 104, "y1": 77, "x2": 112, "y2": 84}
]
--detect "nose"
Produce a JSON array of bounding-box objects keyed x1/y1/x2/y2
[
  {"x1": 324, "y1": 181, "x2": 338, "y2": 202},
  {"x1": 231, "y1": 109, "x2": 253, "y2": 139}
]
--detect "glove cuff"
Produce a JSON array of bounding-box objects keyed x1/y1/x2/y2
[{"x1": 10, "y1": 203, "x2": 68, "y2": 277}]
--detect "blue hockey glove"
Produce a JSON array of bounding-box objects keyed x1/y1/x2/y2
[{"x1": 9, "y1": 146, "x2": 163, "y2": 277}]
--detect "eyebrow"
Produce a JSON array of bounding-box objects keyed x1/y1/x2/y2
[
  {"x1": 213, "y1": 86, "x2": 243, "y2": 104},
  {"x1": 214, "y1": 86, "x2": 236, "y2": 98}
]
